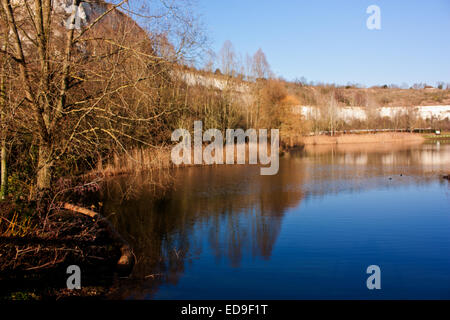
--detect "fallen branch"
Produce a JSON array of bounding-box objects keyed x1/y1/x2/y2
[
  {"x1": 63, "y1": 203, "x2": 98, "y2": 218},
  {"x1": 63, "y1": 202, "x2": 134, "y2": 276}
]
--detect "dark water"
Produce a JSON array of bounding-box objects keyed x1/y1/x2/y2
[{"x1": 102, "y1": 142, "x2": 450, "y2": 299}]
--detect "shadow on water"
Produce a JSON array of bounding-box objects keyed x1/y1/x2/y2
[
  {"x1": 101, "y1": 161, "x2": 305, "y2": 298},
  {"x1": 100, "y1": 141, "x2": 450, "y2": 299}
]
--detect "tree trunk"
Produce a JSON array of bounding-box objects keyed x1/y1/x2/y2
[
  {"x1": 0, "y1": 52, "x2": 6, "y2": 200},
  {"x1": 36, "y1": 143, "x2": 53, "y2": 192},
  {"x1": 0, "y1": 139, "x2": 6, "y2": 200}
]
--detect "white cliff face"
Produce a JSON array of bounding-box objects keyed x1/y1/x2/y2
[
  {"x1": 10, "y1": 0, "x2": 109, "y2": 28},
  {"x1": 58, "y1": 0, "x2": 111, "y2": 29},
  {"x1": 178, "y1": 71, "x2": 250, "y2": 93},
  {"x1": 298, "y1": 105, "x2": 450, "y2": 121},
  {"x1": 9, "y1": 0, "x2": 145, "y2": 54},
  {"x1": 61, "y1": 1, "x2": 90, "y2": 29},
  {"x1": 180, "y1": 75, "x2": 450, "y2": 121}
]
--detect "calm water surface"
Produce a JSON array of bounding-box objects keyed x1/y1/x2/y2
[{"x1": 102, "y1": 142, "x2": 450, "y2": 299}]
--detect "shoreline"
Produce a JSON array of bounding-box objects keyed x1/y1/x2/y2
[
  {"x1": 94, "y1": 132, "x2": 430, "y2": 177},
  {"x1": 301, "y1": 132, "x2": 425, "y2": 145},
  {"x1": 0, "y1": 202, "x2": 124, "y2": 300}
]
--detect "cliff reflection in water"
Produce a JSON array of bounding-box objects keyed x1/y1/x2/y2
[
  {"x1": 101, "y1": 141, "x2": 450, "y2": 299},
  {"x1": 299, "y1": 142, "x2": 450, "y2": 197}
]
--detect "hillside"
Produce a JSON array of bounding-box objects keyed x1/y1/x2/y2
[
  {"x1": 179, "y1": 65, "x2": 450, "y2": 107},
  {"x1": 286, "y1": 84, "x2": 450, "y2": 108}
]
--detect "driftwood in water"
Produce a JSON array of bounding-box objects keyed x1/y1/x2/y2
[
  {"x1": 63, "y1": 203, "x2": 98, "y2": 218},
  {"x1": 63, "y1": 203, "x2": 134, "y2": 276}
]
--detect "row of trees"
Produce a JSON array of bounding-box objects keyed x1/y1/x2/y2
[
  {"x1": 0, "y1": 0, "x2": 208, "y2": 199},
  {"x1": 204, "y1": 40, "x2": 273, "y2": 81},
  {"x1": 0, "y1": 1, "x2": 301, "y2": 201},
  {"x1": 199, "y1": 41, "x2": 303, "y2": 143},
  {"x1": 303, "y1": 99, "x2": 450, "y2": 134}
]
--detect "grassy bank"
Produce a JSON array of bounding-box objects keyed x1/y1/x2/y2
[
  {"x1": 422, "y1": 132, "x2": 450, "y2": 140},
  {"x1": 302, "y1": 132, "x2": 425, "y2": 145}
]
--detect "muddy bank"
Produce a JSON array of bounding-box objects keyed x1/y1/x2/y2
[{"x1": 0, "y1": 201, "x2": 133, "y2": 300}]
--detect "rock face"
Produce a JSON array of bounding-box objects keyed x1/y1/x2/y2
[
  {"x1": 7, "y1": 0, "x2": 148, "y2": 54},
  {"x1": 298, "y1": 105, "x2": 450, "y2": 122},
  {"x1": 52, "y1": 0, "x2": 140, "y2": 32},
  {"x1": 55, "y1": 0, "x2": 109, "y2": 29},
  {"x1": 9, "y1": 0, "x2": 142, "y2": 32},
  {"x1": 11, "y1": 0, "x2": 110, "y2": 29}
]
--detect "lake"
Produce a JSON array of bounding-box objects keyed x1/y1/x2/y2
[{"x1": 102, "y1": 141, "x2": 450, "y2": 299}]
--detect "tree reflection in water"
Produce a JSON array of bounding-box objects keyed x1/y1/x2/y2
[
  {"x1": 102, "y1": 161, "x2": 305, "y2": 299},
  {"x1": 101, "y1": 141, "x2": 450, "y2": 299}
]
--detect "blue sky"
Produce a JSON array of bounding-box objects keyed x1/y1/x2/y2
[{"x1": 196, "y1": 0, "x2": 450, "y2": 87}]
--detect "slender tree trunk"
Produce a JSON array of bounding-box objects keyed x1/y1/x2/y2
[
  {"x1": 0, "y1": 139, "x2": 6, "y2": 200},
  {"x1": 0, "y1": 33, "x2": 6, "y2": 200}
]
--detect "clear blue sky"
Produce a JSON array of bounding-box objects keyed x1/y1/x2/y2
[{"x1": 197, "y1": 0, "x2": 450, "y2": 87}]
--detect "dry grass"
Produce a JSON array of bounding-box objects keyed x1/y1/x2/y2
[
  {"x1": 0, "y1": 211, "x2": 36, "y2": 238},
  {"x1": 94, "y1": 134, "x2": 425, "y2": 176},
  {"x1": 302, "y1": 133, "x2": 425, "y2": 145},
  {"x1": 95, "y1": 142, "x2": 278, "y2": 176},
  {"x1": 97, "y1": 147, "x2": 173, "y2": 177}
]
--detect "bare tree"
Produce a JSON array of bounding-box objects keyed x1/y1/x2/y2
[
  {"x1": 219, "y1": 40, "x2": 236, "y2": 77},
  {"x1": 252, "y1": 48, "x2": 272, "y2": 80},
  {"x1": 203, "y1": 49, "x2": 216, "y2": 72},
  {"x1": 244, "y1": 53, "x2": 253, "y2": 81},
  {"x1": 0, "y1": 10, "x2": 16, "y2": 200},
  {"x1": 0, "y1": 0, "x2": 203, "y2": 196},
  {"x1": 326, "y1": 93, "x2": 339, "y2": 136},
  {"x1": 0, "y1": 22, "x2": 8, "y2": 199}
]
